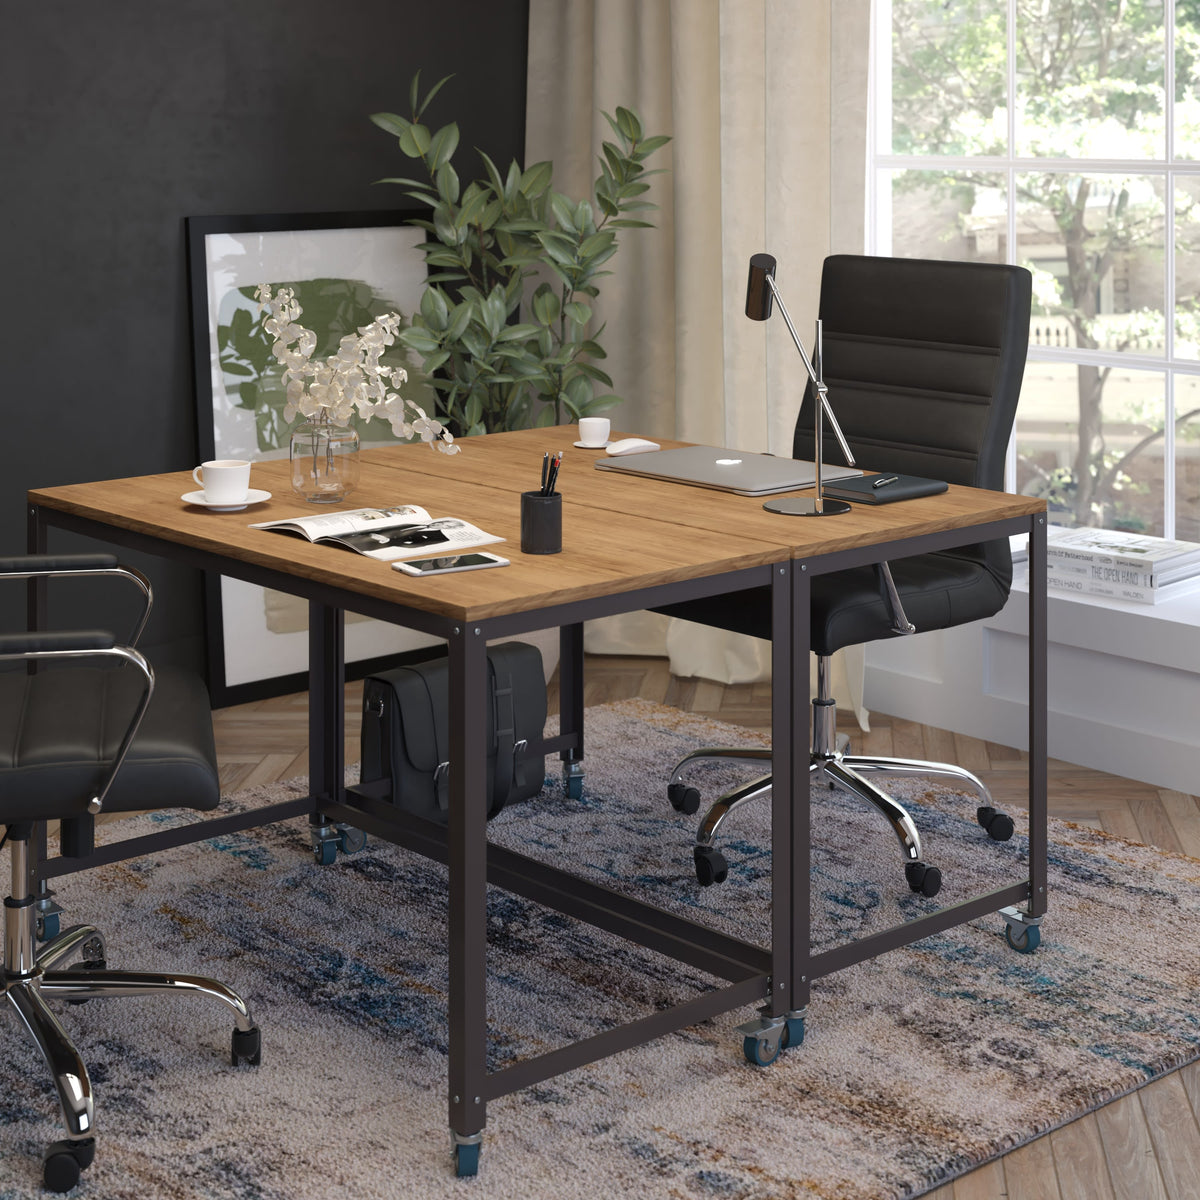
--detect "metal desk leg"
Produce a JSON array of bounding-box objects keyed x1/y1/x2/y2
[
  {"x1": 308, "y1": 603, "x2": 347, "y2": 866},
  {"x1": 558, "y1": 622, "x2": 585, "y2": 798},
  {"x1": 740, "y1": 562, "x2": 807, "y2": 1066},
  {"x1": 446, "y1": 623, "x2": 490, "y2": 1175}
]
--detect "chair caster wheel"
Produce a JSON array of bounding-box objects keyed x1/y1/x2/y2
[
  {"x1": 453, "y1": 1139, "x2": 481, "y2": 1177},
  {"x1": 905, "y1": 860, "x2": 942, "y2": 897},
  {"x1": 1005, "y1": 922, "x2": 1041, "y2": 954},
  {"x1": 43, "y1": 1138, "x2": 94, "y2": 1193},
  {"x1": 694, "y1": 844, "x2": 728, "y2": 886},
  {"x1": 977, "y1": 806, "x2": 1014, "y2": 841},
  {"x1": 668, "y1": 782, "x2": 701, "y2": 814},
  {"x1": 232, "y1": 1026, "x2": 262, "y2": 1066}
]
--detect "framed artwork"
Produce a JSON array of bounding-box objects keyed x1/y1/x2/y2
[{"x1": 186, "y1": 209, "x2": 442, "y2": 707}]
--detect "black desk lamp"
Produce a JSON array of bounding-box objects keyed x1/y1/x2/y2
[{"x1": 747, "y1": 252, "x2": 854, "y2": 516}]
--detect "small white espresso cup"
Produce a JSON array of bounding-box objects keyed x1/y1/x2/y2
[
  {"x1": 578, "y1": 416, "x2": 611, "y2": 447},
  {"x1": 192, "y1": 459, "x2": 251, "y2": 504}
]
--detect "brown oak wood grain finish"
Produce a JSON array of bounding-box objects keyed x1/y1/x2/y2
[
  {"x1": 28, "y1": 459, "x2": 789, "y2": 623},
  {"x1": 361, "y1": 425, "x2": 1047, "y2": 561},
  {"x1": 29, "y1": 429, "x2": 1043, "y2": 623}
]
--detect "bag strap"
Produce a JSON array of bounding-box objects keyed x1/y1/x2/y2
[
  {"x1": 421, "y1": 667, "x2": 452, "y2": 812},
  {"x1": 489, "y1": 664, "x2": 517, "y2": 817}
]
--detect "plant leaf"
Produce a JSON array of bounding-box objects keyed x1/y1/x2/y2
[
  {"x1": 520, "y1": 160, "x2": 554, "y2": 197},
  {"x1": 370, "y1": 111, "x2": 409, "y2": 137},
  {"x1": 416, "y1": 73, "x2": 454, "y2": 119},
  {"x1": 428, "y1": 122, "x2": 460, "y2": 171}
]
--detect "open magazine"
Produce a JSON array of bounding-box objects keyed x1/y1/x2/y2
[{"x1": 250, "y1": 505, "x2": 504, "y2": 562}]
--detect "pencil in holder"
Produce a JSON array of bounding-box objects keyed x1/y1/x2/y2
[{"x1": 521, "y1": 490, "x2": 562, "y2": 555}]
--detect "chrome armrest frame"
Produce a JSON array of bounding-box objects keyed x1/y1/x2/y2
[
  {"x1": 1, "y1": 556, "x2": 153, "y2": 648},
  {"x1": 2, "y1": 555, "x2": 157, "y2": 815}
]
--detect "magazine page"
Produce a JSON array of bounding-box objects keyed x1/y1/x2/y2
[
  {"x1": 250, "y1": 505, "x2": 434, "y2": 541},
  {"x1": 353, "y1": 518, "x2": 505, "y2": 562}
]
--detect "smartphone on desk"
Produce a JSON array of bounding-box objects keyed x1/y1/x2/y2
[{"x1": 392, "y1": 551, "x2": 510, "y2": 576}]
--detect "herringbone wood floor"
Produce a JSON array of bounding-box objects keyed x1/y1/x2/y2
[{"x1": 211, "y1": 654, "x2": 1200, "y2": 1200}]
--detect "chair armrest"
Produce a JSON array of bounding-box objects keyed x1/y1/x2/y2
[
  {"x1": 0, "y1": 630, "x2": 115, "y2": 656},
  {"x1": 0, "y1": 636, "x2": 156, "y2": 816},
  {"x1": 0, "y1": 554, "x2": 119, "y2": 575},
  {"x1": 2, "y1": 555, "x2": 153, "y2": 649}
]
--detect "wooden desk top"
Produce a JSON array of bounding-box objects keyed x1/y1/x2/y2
[
  {"x1": 28, "y1": 458, "x2": 789, "y2": 624},
  {"x1": 29, "y1": 429, "x2": 1044, "y2": 624},
  {"x1": 362, "y1": 425, "x2": 1046, "y2": 560}
]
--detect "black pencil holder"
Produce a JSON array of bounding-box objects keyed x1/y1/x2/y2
[{"x1": 521, "y1": 490, "x2": 562, "y2": 555}]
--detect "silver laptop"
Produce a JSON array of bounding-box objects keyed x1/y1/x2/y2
[{"x1": 594, "y1": 445, "x2": 861, "y2": 497}]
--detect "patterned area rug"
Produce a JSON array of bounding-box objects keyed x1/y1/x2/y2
[{"x1": 2, "y1": 699, "x2": 1199, "y2": 1199}]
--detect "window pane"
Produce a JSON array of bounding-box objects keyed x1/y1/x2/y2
[
  {"x1": 879, "y1": 169, "x2": 1008, "y2": 260},
  {"x1": 1017, "y1": 173, "x2": 1166, "y2": 357},
  {"x1": 1178, "y1": 375, "x2": 1200, "y2": 541},
  {"x1": 1176, "y1": 1, "x2": 1200, "y2": 160},
  {"x1": 1016, "y1": 0, "x2": 1166, "y2": 159},
  {"x1": 890, "y1": 0, "x2": 1006, "y2": 157},
  {"x1": 1177, "y1": 176, "x2": 1200, "y2": 358},
  {"x1": 1017, "y1": 363, "x2": 1166, "y2": 534}
]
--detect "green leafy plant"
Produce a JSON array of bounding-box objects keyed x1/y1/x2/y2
[{"x1": 370, "y1": 73, "x2": 670, "y2": 436}]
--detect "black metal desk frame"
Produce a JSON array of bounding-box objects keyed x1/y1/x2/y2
[{"x1": 27, "y1": 498, "x2": 1047, "y2": 1173}]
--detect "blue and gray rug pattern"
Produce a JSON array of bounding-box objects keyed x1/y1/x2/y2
[{"x1": 1, "y1": 699, "x2": 1198, "y2": 1199}]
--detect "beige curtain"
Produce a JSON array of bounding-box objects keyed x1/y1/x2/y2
[{"x1": 526, "y1": 0, "x2": 872, "y2": 725}]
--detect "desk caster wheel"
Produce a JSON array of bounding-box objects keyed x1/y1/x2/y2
[
  {"x1": 905, "y1": 860, "x2": 942, "y2": 898},
  {"x1": 783, "y1": 1014, "x2": 805, "y2": 1049},
  {"x1": 668, "y1": 782, "x2": 701, "y2": 814},
  {"x1": 232, "y1": 1026, "x2": 262, "y2": 1066},
  {"x1": 44, "y1": 1138, "x2": 94, "y2": 1193},
  {"x1": 977, "y1": 806, "x2": 1014, "y2": 841},
  {"x1": 313, "y1": 840, "x2": 337, "y2": 866},
  {"x1": 743, "y1": 1033, "x2": 781, "y2": 1066},
  {"x1": 453, "y1": 1139, "x2": 480, "y2": 1177},
  {"x1": 694, "y1": 845, "x2": 728, "y2": 886},
  {"x1": 563, "y1": 763, "x2": 585, "y2": 800},
  {"x1": 37, "y1": 912, "x2": 60, "y2": 942},
  {"x1": 1005, "y1": 923, "x2": 1041, "y2": 954}
]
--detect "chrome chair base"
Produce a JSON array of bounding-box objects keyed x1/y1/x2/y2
[
  {"x1": 668, "y1": 661, "x2": 1013, "y2": 896},
  {"x1": 2, "y1": 829, "x2": 260, "y2": 1193}
]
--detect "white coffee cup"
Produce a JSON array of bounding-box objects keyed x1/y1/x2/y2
[
  {"x1": 192, "y1": 459, "x2": 251, "y2": 504},
  {"x1": 578, "y1": 417, "x2": 611, "y2": 447}
]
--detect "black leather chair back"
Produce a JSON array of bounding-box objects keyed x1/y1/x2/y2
[
  {"x1": 654, "y1": 254, "x2": 1032, "y2": 654},
  {"x1": 793, "y1": 255, "x2": 1031, "y2": 491},
  {"x1": 796, "y1": 255, "x2": 1031, "y2": 609}
]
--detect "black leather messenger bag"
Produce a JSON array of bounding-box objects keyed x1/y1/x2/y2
[{"x1": 359, "y1": 640, "x2": 547, "y2": 822}]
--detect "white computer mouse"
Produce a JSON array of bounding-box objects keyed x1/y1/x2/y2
[{"x1": 605, "y1": 437, "x2": 661, "y2": 456}]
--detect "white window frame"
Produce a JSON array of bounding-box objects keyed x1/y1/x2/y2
[{"x1": 867, "y1": 0, "x2": 1200, "y2": 539}]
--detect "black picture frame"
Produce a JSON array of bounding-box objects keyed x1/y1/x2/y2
[{"x1": 185, "y1": 209, "x2": 442, "y2": 707}]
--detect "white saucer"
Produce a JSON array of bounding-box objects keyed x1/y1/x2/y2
[
  {"x1": 573, "y1": 440, "x2": 611, "y2": 450},
  {"x1": 181, "y1": 488, "x2": 271, "y2": 512}
]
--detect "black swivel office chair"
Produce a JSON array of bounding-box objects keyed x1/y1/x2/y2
[
  {"x1": 658, "y1": 254, "x2": 1032, "y2": 897},
  {"x1": 1, "y1": 555, "x2": 261, "y2": 1193}
]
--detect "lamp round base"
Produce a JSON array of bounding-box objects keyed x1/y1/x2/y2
[{"x1": 762, "y1": 496, "x2": 853, "y2": 516}]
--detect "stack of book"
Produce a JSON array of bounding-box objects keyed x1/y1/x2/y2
[{"x1": 1044, "y1": 526, "x2": 1200, "y2": 605}]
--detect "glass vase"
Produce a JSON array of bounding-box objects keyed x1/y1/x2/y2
[{"x1": 289, "y1": 416, "x2": 360, "y2": 503}]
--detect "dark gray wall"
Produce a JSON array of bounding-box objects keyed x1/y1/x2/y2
[{"x1": 1, "y1": 0, "x2": 528, "y2": 676}]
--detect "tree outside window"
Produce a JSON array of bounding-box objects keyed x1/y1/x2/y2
[{"x1": 873, "y1": 0, "x2": 1200, "y2": 539}]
